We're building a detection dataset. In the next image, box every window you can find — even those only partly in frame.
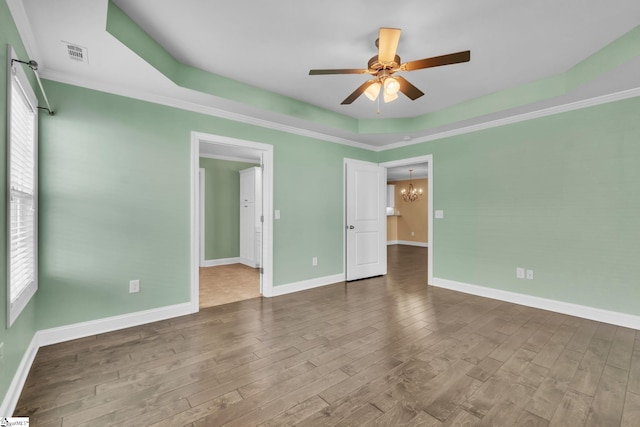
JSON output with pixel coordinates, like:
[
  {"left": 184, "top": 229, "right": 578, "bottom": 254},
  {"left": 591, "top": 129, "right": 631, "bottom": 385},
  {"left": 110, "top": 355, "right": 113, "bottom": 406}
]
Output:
[{"left": 7, "top": 47, "right": 38, "bottom": 327}]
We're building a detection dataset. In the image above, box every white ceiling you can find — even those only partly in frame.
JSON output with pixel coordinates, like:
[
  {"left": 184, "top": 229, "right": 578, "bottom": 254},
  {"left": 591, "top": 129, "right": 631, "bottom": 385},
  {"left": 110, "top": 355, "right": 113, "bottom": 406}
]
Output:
[
  {"left": 10, "top": 0, "right": 640, "bottom": 149},
  {"left": 387, "top": 163, "right": 428, "bottom": 182}
]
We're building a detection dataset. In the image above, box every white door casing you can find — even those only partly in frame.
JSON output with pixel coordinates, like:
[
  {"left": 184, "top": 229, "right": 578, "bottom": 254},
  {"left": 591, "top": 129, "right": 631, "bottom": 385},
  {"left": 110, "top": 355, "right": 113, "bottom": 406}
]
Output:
[
  {"left": 380, "top": 154, "right": 433, "bottom": 286},
  {"left": 345, "top": 159, "right": 387, "bottom": 281},
  {"left": 199, "top": 168, "right": 205, "bottom": 267},
  {"left": 191, "top": 132, "right": 274, "bottom": 312}
]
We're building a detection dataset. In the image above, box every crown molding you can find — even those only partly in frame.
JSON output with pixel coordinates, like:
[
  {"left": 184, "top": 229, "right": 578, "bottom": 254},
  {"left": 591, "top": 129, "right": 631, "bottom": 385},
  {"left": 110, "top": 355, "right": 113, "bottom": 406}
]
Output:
[
  {"left": 38, "top": 70, "right": 373, "bottom": 150},
  {"left": 39, "top": 71, "right": 640, "bottom": 154},
  {"left": 377, "top": 87, "right": 640, "bottom": 152}
]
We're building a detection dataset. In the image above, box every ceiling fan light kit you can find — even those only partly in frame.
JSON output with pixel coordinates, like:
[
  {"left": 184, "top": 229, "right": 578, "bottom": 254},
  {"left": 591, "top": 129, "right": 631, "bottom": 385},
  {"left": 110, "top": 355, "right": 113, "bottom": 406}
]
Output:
[
  {"left": 383, "top": 90, "right": 398, "bottom": 103},
  {"left": 309, "top": 27, "right": 470, "bottom": 106},
  {"left": 364, "top": 81, "right": 382, "bottom": 101},
  {"left": 384, "top": 77, "right": 399, "bottom": 94}
]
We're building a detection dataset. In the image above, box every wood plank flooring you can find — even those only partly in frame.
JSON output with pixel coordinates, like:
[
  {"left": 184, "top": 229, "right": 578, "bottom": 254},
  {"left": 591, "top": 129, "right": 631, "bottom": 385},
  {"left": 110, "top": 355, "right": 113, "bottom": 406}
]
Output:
[{"left": 14, "top": 245, "right": 640, "bottom": 426}]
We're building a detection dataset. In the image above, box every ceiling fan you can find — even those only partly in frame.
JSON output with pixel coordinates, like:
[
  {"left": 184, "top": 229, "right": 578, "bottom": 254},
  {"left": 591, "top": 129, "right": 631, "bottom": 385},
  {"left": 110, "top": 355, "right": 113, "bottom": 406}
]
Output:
[{"left": 309, "top": 28, "right": 471, "bottom": 105}]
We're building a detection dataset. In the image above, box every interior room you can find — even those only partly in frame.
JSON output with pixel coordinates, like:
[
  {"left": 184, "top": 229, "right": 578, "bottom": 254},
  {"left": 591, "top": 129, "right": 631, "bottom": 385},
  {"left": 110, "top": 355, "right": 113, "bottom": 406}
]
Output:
[
  {"left": 198, "top": 142, "right": 263, "bottom": 308},
  {"left": 386, "top": 163, "right": 429, "bottom": 283},
  {"left": 2, "top": 1, "right": 640, "bottom": 425}
]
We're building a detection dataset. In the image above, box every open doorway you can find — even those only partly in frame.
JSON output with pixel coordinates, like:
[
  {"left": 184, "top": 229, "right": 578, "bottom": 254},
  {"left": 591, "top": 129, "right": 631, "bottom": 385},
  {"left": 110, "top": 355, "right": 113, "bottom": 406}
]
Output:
[
  {"left": 381, "top": 155, "right": 433, "bottom": 285},
  {"left": 199, "top": 158, "right": 260, "bottom": 308},
  {"left": 191, "top": 132, "right": 274, "bottom": 311}
]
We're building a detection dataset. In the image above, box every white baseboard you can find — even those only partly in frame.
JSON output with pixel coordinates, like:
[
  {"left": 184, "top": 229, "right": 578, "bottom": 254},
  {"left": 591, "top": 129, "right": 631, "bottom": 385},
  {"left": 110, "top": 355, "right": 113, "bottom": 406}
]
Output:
[
  {"left": 387, "top": 240, "right": 429, "bottom": 247},
  {"left": 0, "top": 335, "right": 38, "bottom": 417},
  {"left": 201, "top": 257, "right": 241, "bottom": 267},
  {"left": 432, "top": 277, "right": 640, "bottom": 330},
  {"left": 239, "top": 257, "right": 259, "bottom": 268},
  {"left": 37, "top": 303, "right": 194, "bottom": 347},
  {"left": 0, "top": 302, "right": 194, "bottom": 415},
  {"left": 270, "top": 273, "right": 345, "bottom": 297}
]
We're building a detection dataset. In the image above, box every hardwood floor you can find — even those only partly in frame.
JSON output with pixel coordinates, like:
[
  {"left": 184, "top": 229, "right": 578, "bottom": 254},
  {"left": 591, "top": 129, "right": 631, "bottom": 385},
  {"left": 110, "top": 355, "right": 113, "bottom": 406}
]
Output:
[
  {"left": 199, "top": 264, "right": 261, "bottom": 309},
  {"left": 14, "top": 245, "right": 640, "bottom": 426}
]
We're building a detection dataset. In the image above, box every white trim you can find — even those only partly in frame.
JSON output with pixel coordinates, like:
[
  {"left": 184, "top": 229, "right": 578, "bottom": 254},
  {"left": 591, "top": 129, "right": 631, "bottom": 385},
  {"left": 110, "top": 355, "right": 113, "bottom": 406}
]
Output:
[
  {"left": 387, "top": 240, "right": 429, "bottom": 247},
  {"left": 201, "top": 257, "right": 242, "bottom": 267},
  {"left": 192, "top": 132, "right": 274, "bottom": 300},
  {"left": 199, "top": 153, "right": 261, "bottom": 163},
  {"left": 0, "top": 334, "right": 38, "bottom": 416},
  {"left": 38, "top": 70, "right": 372, "bottom": 151},
  {"left": 37, "top": 70, "right": 640, "bottom": 153},
  {"left": 239, "top": 257, "right": 259, "bottom": 269},
  {"left": 191, "top": 137, "right": 201, "bottom": 312},
  {"left": 380, "top": 155, "right": 433, "bottom": 286},
  {"left": 379, "top": 87, "right": 640, "bottom": 152},
  {"left": 199, "top": 168, "right": 205, "bottom": 267},
  {"left": 0, "top": 302, "right": 192, "bottom": 415},
  {"left": 270, "top": 273, "right": 345, "bottom": 297},
  {"left": 432, "top": 277, "right": 640, "bottom": 330},
  {"left": 37, "top": 303, "right": 194, "bottom": 347}
]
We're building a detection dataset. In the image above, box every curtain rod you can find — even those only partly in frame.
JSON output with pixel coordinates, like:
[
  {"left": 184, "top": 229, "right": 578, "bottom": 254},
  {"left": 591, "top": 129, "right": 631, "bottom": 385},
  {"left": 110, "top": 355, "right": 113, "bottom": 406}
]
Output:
[{"left": 11, "top": 58, "right": 54, "bottom": 115}]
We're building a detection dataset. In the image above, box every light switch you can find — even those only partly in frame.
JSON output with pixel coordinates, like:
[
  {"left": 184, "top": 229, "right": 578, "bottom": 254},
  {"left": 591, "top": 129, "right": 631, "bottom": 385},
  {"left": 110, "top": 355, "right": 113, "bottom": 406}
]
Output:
[
  {"left": 435, "top": 210, "right": 444, "bottom": 219},
  {"left": 275, "top": 210, "right": 280, "bottom": 219}
]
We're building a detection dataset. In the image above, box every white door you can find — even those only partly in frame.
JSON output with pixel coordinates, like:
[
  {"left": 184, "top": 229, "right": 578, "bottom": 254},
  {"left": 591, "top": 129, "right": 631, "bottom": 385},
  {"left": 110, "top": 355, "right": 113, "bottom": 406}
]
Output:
[{"left": 345, "top": 159, "right": 387, "bottom": 281}]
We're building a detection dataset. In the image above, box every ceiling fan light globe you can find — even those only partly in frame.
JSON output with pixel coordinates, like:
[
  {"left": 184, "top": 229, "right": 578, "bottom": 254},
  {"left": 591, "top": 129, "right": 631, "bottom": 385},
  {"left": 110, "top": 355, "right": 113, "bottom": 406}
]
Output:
[
  {"left": 364, "top": 82, "right": 381, "bottom": 101},
  {"left": 383, "top": 91, "right": 398, "bottom": 103},
  {"left": 384, "top": 77, "right": 400, "bottom": 95}
]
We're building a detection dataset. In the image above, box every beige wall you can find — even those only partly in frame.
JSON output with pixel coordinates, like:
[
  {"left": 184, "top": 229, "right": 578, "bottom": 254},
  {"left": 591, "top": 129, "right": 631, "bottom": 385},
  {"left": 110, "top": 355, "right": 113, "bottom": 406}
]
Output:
[
  {"left": 387, "top": 215, "right": 398, "bottom": 241},
  {"left": 387, "top": 178, "right": 428, "bottom": 244}
]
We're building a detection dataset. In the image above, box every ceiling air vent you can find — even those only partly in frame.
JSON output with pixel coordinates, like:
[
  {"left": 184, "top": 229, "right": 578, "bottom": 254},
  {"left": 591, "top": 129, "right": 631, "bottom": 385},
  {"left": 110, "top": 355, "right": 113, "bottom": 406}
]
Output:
[{"left": 63, "top": 41, "right": 88, "bottom": 63}]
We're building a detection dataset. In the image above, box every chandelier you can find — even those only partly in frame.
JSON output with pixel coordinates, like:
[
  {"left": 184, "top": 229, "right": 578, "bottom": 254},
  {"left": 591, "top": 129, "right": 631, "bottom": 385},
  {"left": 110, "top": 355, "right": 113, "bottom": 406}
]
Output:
[{"left": 401, "top": 169, "right": 423, "bottom": 202}]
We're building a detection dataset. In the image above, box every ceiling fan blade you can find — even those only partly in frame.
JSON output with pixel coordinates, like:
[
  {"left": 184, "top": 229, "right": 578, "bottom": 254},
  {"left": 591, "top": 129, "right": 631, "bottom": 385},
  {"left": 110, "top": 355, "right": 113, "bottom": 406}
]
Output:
[
  {"left": 378, "top": 28, "right": 401, "bottom": 63},
  {"left": 402, "top": 50, "right": 471, "bottom": 72},
  {"left": 341, "top": 80, "right": 376, "bottom": 105},
  {"left": 395, "top": 76, "right": 425, "bottom": 100},
  {"left": 309, "top": 68, "right": 369, "bottom": 75}
]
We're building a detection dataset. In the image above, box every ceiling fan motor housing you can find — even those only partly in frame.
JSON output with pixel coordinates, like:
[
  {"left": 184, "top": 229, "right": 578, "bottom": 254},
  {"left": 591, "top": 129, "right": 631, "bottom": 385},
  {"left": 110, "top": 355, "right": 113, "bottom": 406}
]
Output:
[{"left": 368, "top": 54, "right": 401, "bottom": 74}]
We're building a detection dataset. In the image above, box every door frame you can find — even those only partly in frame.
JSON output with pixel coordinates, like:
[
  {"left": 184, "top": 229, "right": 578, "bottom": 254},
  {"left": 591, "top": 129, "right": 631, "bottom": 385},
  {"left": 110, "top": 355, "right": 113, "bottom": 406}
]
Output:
[
  {"left": 380, "top": 154, "right": 433, "bottom": 285},
  {"left": 190, "top": 132, "right": 274, "bottom": 312},
  {"left": 199, "top": 168, "right": 205, "bottom": 267}
]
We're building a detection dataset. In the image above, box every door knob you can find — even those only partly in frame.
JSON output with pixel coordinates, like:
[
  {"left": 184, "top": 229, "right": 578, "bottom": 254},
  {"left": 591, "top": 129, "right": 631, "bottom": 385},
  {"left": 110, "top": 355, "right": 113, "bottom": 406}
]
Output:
[{"left": 349, "top": 225, "right": 355, "bottom": 229}]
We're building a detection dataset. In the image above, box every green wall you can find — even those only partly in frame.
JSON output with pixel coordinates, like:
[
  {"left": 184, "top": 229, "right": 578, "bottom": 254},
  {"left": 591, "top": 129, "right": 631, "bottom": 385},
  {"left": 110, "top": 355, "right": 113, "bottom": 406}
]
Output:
[
  {"left": 0, "top": 0, "right": 39, "bottom": 406},
  {"left": 199, "top": 158, "right": 257, "bottom": 260},
  {"left": 35, "top": 79, "right": 374, "bottom": 331},
  {"left": 378, "top": 96, "right": 640, "bottom": 315}
]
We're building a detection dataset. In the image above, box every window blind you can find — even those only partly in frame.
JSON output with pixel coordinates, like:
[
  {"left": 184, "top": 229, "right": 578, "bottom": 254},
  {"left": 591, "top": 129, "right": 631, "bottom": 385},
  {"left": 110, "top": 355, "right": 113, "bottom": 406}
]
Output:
[{"left": 7, "top": 62, "right": 38, "bottom": 326}]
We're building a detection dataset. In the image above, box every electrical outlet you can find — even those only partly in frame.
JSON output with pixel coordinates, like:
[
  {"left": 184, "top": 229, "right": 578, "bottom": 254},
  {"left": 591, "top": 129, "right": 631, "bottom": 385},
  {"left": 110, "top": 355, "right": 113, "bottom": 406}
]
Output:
[
  {"left": 411, "top": 231, "right": 415, "bottom": 236},
  {"left": 516, "top": 267, "right": 525, "bottom": 279},
  {"left": 312, "top": 257, "right": 318, "bottom": 266},
  {"left": 129, "top": 279, "right": 140, "bottom": 293},
  {"left": 526, "top": 270, "right": 534, "bottom": 280}
]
